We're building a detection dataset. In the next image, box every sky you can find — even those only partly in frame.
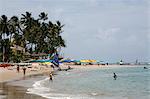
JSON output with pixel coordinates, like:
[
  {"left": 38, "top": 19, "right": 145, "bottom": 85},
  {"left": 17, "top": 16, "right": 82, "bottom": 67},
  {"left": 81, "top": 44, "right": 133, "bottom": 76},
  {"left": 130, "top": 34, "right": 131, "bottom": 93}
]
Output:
[{"left": 0, "top": 0, "right": 149, "bottom": 62}]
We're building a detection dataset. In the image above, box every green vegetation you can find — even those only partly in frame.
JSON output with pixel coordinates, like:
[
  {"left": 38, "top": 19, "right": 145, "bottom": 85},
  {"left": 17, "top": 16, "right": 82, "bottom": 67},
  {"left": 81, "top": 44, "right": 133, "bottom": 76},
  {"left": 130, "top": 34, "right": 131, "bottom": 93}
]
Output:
[{"left": 0, "top": 12, "right": 66, "bottom": 62}]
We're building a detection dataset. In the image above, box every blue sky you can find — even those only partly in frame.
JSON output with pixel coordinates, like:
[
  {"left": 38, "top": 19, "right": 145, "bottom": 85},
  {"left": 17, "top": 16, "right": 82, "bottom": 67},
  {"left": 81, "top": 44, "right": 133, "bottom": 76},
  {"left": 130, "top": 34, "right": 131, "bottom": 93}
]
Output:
[{"left": 0, "top": 0, "right": 149, "bottom": 62}]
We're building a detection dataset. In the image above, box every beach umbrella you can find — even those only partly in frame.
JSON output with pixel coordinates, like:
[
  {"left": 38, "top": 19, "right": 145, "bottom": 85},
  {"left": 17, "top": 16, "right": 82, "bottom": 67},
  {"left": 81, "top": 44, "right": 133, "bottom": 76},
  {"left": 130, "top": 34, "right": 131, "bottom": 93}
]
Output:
[
  {"left": 60, "top": 59, "right": 71, "bottom": 63},
  {"left": 30, "top": 59, "right": 53, "bottom": 63},
  {"left": 89, "top": 60, "right": 96, "bottom": 63},
  {"left": 41, "top": 62, "right": 52, "bottom": 65},
  {"left": 74, "top": 60, "right": 80, "bottom": 62},
  {"left": 60, "top": 58, "right": 77, "bottom": 63},
  {"left": 80, "top": 60, "right": 87, "bottom": 63}
]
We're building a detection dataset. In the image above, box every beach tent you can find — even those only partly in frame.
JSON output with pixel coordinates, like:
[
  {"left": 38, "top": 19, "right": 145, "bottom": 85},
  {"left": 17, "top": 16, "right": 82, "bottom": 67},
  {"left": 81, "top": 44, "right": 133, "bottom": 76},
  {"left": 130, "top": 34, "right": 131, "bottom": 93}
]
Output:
[
  {"left": 88, "top": 60, "right": 97, "bottom": 63},
  {"left": 40, "top": 62, "right": 52, "bottom": 65},
  {"left": 30, "top": 59, "right": 53, "bottom": 63},
  {"left": 60, "top": 58, "right": 78, "bottom": 62},
  {"left": 73, "top": 60, "right": 80, "bottom": 62},
  {"left": 60, "top": 59, "right": 71, "bottom": 63},
  {"left": 60, "top": 59, "right": 76, "bottom": 63},
  {"left": 80, "top": 60, "right": 96, "bottom": 63}
]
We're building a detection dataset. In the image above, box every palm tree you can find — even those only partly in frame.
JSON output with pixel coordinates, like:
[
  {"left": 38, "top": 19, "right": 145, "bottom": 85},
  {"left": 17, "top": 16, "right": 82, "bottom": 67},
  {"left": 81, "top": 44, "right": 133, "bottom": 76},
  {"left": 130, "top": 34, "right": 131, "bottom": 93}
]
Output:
[
  {"left": 9, "top": 16, "right": 19, "bottom": 42},
  {"left": 43, "top": 20, "right": 66, "bottom": 57},
  {"left": 0, "top": 15, "right": 11, "bottom": 62},
  {"left": 0, "top": 12, "right": 67, "bottom": 62},
  {"left": 38, "top": 12, "right": 48, "bottom": 21},
  {"left": 0, "top": 15, "right": 23, "bottom": 62},
  {"left": 21, "top": 12, "right": 36, "bottom": 53}
]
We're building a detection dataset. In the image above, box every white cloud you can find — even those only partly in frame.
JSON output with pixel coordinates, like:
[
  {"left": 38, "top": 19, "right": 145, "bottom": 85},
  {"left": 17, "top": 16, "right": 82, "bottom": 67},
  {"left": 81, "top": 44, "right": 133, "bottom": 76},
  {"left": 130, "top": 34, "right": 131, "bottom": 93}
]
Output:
[
  {"left": 95, "top": 28, "right": 120, "bottom": 40},
  {"left": 0, "top": 0, "right": 149, "bottom": 62}
]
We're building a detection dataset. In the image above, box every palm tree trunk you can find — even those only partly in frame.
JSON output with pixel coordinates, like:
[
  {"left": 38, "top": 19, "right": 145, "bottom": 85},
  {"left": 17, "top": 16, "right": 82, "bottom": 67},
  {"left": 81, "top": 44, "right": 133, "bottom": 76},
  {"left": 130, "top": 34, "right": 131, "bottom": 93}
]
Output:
[
  {"left": 3, "top": 46, "right": 5, "bottom": 62},
  {"left": 2, "top": 34, "right": 6, "bottom": 62}
]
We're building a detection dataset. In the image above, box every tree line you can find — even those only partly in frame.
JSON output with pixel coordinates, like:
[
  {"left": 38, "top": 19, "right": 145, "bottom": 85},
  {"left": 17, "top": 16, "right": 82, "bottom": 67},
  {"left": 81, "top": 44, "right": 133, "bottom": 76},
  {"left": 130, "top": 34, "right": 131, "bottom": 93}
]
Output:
[{"left": 0, "top": 12, "right": 66, "bottom": 62}]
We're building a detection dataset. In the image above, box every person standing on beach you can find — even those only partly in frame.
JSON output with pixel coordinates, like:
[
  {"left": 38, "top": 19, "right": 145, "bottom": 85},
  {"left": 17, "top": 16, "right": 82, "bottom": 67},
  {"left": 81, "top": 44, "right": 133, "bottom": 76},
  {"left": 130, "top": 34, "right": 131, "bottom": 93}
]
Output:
[
  {"left": 17, "top": 65, "right": 20, "bottom": 73},
  {"left": 113, "top": 73, "right": 117, "bottom": 80},
  {"left": 23, "top": 67, "right": 26, "bottom": 76}
]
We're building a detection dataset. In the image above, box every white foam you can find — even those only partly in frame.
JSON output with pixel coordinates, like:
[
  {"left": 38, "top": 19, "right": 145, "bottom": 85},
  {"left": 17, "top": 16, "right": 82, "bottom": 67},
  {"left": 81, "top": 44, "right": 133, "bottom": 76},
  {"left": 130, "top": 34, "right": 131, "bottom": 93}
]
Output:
[
  {"left": 91, "top": 92, "right": 98, "bottom": 96},
  {"left": 26, "top": 78, "right": 77, "bottom": 99},
  {"left": 27, "top": 78, "right": 91, "bottom": 99},
  {"left": 27, "top": 77, "right": 50, "bottom": 94}
]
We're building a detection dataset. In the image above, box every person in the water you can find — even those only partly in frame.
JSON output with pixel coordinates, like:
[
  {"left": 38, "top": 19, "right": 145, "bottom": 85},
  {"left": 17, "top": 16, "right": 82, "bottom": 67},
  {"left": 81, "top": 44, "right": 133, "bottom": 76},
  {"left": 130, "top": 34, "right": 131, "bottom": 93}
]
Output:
[
  {"left": 144, "top": 67, "right": 148, "bottom": 69},
  {"left": 49, "top": 72, "right": 53, "bottom": 81},
  {"left": 113, "top": 73, "right": 117, "bottom": 80},
  {"left": 68, "top": 66, "right": 71, "bottom": 69}
]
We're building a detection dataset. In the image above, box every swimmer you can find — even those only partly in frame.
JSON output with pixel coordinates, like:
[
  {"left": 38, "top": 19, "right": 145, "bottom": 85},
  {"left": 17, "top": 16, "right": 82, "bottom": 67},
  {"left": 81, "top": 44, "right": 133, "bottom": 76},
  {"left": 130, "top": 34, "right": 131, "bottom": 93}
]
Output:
[
  {"left": 49, "top": 72, "right": 53, "bottom": 81},
  {"left": 144, "top": 67, "right": 148, "bottom": 69},
  {"left": 113, "top": 73, "right": 117, "bottom": 80}
]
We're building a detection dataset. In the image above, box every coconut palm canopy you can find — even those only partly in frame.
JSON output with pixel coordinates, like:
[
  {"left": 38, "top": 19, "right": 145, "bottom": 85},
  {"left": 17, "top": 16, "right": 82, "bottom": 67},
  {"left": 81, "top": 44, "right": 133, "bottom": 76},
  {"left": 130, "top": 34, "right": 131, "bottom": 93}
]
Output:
[{"left": 0, "top": 12, "right": 66, "bottom": 62}]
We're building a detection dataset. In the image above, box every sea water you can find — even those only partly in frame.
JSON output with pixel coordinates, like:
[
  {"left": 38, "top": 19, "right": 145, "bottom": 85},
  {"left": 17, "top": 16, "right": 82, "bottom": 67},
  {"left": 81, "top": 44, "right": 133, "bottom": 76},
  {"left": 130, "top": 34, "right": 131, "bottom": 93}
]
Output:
[{"left": 27, "top": 65, "right": 150, "bottom": 99}]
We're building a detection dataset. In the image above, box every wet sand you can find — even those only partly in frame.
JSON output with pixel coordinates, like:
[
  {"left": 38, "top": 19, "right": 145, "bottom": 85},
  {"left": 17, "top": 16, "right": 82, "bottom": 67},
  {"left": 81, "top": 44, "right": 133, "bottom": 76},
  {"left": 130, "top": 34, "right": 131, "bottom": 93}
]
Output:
[{"left": 0, "top": 78, "right": 46, "bottom": 99}]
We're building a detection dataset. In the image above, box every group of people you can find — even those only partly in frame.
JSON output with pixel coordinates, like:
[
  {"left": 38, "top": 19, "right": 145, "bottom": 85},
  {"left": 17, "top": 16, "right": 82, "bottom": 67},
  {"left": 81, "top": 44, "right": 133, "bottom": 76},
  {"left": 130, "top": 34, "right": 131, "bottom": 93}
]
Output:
[
  {"left": 16, "top": 66, "right": 117, "bottom": 81},
  {"left": 16, "top": 65, "right": 54, "bottom": 81},
  {"left": 17, "top": 65, "right": 26, "bottom": 76},
  {"left": 16, "top": 61, "right": 148, "bottom": 81}
]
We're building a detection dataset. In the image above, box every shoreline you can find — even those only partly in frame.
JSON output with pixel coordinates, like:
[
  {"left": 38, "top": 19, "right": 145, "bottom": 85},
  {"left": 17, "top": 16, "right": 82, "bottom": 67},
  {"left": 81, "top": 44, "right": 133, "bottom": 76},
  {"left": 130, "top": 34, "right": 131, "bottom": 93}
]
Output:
[
  {"left": 0, "top": 64, "right": 149, "bottom": 99},
  {"left": 0, "top": 63, "right": 53, "bottom": 99},
  {"left": 0, "top": 76, "right": 47, "bottom": 99},
  {"left": 60, "top": 64, "right": 147, "bottom": 69},
  {"left": 0, "top": 64, "right": 147, "bottom": 82}
]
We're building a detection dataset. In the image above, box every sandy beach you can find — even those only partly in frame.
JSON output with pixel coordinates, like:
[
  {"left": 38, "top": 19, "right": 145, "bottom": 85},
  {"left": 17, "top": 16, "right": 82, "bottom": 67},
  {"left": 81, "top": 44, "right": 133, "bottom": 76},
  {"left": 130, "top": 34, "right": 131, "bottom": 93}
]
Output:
[
  {"left": 0, "top": 63, "right": 54, "bottom": 99},
  {"left": 0, "top": 63, "right": 53, "bottom": 82}
]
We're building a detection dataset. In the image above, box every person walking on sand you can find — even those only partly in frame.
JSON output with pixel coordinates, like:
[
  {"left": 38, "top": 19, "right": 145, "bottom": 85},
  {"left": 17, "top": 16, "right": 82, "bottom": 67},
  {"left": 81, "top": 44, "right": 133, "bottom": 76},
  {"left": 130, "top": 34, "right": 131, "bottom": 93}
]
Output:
[
  {"left": 49, "top": 72, "right": 53, "bottom": 81},
  {"left": 17, "top": 65, "right": 20, "bottom": 73},
  {"left": 23, "top": 67, "right": 26, "bottom": 76},
  {"left": 113, "top": 73, "right": 117, "bottom": 80}
]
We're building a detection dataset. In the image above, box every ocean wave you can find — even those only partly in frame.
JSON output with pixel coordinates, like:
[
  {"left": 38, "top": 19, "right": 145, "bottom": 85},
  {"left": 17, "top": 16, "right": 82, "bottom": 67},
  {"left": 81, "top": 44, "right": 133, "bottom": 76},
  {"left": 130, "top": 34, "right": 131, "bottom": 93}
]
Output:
[
  {"left": 26, "top": 66, "right": 149, "bottom": 99},
  {"left": 27, "top": 77, "right": 50, "bottom": 93},
  {"left": 26, "top": 77, "right": 91, "bottom": 99}
]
